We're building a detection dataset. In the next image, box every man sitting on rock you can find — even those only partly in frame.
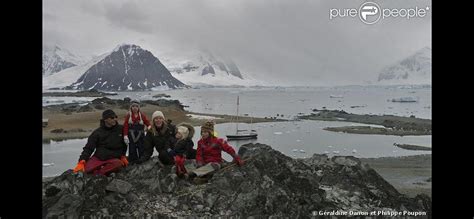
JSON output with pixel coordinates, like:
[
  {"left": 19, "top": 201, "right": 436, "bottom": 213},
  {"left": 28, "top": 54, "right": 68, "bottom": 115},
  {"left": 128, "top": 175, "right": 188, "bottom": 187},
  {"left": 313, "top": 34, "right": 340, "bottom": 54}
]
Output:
[
  {"left": 136, "top": 111, "right": 176, "bottom": 165},
  {"left": 189, "top": 121, "right": 244, "bottom": 179},
  {"left": 73, "top": 109, "right": 129, "bottom": 176}
]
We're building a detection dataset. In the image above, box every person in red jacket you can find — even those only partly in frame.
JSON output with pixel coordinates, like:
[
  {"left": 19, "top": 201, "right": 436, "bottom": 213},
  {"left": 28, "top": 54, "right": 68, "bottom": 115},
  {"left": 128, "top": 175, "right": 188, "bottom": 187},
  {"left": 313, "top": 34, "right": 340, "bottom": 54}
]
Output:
[
  {"left": 191, "top": 121, "right": 243, "bottom": 178},
  {"left": 122, "top": 99, "right": 151, "bottom": 164}
]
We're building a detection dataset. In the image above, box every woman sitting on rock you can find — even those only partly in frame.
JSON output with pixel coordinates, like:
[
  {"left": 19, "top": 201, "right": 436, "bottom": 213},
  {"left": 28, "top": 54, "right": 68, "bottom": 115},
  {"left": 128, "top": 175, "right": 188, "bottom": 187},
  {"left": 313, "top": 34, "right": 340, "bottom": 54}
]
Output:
[{"left": 137, "top": 111, "right": 176, "bottom": 165}]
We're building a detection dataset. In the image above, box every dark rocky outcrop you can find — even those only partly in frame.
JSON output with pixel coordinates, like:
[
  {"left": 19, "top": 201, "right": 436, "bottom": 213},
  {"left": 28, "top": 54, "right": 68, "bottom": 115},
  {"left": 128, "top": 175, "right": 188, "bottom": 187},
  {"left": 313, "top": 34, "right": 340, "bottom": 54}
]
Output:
[
  {"left": 44, "top": 97, "right": 185, "bottom": 114},
  {"left": 201, "top": 63, "right": 215, "bottom": 76},
  {"left": 300, "top": 109, "right": 431, "bottom": 135},
  {"left": 42, "top": 143, "right": 431, "bottom": 218}
]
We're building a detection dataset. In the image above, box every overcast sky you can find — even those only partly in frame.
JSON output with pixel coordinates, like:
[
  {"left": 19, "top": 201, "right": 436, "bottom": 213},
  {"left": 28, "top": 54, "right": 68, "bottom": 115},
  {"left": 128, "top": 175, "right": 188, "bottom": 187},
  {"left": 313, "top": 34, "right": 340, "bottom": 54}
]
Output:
[{"left": 43, "top": 0, "right": 431, "bottom": 86}]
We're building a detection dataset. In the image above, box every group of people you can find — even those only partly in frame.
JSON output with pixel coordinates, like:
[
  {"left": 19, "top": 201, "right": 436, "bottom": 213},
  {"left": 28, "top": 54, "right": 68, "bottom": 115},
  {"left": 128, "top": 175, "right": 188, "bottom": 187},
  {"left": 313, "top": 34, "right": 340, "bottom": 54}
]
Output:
[{"left": 72, "top": 99, "right": 244, "bottom": 179}]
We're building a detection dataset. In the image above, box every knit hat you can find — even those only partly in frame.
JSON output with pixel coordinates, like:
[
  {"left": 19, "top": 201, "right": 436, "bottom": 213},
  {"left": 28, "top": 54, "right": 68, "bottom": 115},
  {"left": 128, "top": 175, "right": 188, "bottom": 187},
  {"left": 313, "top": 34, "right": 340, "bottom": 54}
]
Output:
[
  {"left": 201, "top": 121, "right": 214, "bottom": 134},
  {"left": 102, "top": 109, "right": 117, "bottom": 119},
  {"left": 152, "top": 111, "right": 165, "bottom": 120},
  {"left": 130, "top": 99, "right": 140, "bottom": 107},
  {"left": 177, "top": 126, "right": 190, "bottom": 139}
]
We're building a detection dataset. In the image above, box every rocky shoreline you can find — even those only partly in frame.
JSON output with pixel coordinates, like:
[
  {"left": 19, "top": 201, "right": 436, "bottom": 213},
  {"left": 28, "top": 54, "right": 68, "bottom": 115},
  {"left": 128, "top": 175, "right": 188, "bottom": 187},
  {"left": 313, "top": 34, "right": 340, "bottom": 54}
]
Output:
[
  {"left": 43, "top": 89, "right": 117, "bottom": 97},
  {"left": 299, "top": 109, "right": 431, "bottom": 136},
  {"left": 393, "top": 143, "right": 431, "bottom": 151},
  {"left": 42, "top": 143, "right": 431, "bottom": 218},
  {"left": 323, "top": 126, "right": 430, "bottom": 136},
  {"left": 43, "top": 97, "right": 282, "bottom": 141}
]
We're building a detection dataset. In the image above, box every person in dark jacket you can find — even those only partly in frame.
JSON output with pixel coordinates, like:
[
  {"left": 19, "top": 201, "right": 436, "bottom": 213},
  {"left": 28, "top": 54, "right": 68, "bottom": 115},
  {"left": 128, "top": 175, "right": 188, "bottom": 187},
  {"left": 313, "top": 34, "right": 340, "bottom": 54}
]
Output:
[
  {"left": 123, "top": 99, "right": 151, "bottom": 164},
  {"left": 137, "top": 111, "right": 176, "bottom": 165},
  {"left": 73, "top": 109, "right": 129, "bottom": 176},
  {"left": 169, "top": 123, "right": 196, "bottom": 176}
]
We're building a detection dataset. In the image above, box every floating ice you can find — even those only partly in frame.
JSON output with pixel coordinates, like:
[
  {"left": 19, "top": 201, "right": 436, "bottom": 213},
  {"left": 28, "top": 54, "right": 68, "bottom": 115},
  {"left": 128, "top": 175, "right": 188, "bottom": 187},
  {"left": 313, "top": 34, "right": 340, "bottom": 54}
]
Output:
[
  {"left": 273, "top": 132, "right": 283, "bottom": 135},
  {"left": 333, "top": 151, "right": 340, "bottom": 154},
  {"left": 292, "top": 149, "right": 298, "bottom": 152},
  {"left": 299, "top": 149, "right": 306, "bottom": 153},
  {"left": 352, "top": 149, "right": 357, "bottom": 153},
  {"left": 43, "top": 163, "right": 55, "bottom": 167},
  {"left": 391, "top": 97, "right": 418, "bottom": 102}
]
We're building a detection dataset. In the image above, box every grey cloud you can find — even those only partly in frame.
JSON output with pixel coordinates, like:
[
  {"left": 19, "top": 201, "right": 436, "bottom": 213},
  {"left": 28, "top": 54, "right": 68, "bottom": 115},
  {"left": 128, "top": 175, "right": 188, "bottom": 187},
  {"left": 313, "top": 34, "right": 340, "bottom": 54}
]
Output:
[
  {"left": 43, "top": 0, "right": 431, "bottom": 85},
  {"left": 103, "top": 2, "right": 154, "bottom": 34}
]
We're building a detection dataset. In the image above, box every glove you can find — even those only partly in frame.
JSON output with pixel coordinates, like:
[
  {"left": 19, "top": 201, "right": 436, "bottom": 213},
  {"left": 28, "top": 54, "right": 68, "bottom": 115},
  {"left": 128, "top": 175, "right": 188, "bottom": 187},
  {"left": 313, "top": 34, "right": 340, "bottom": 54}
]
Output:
[
  {"left": 167, "top": 148, "right": 176, "bottom": 157},
  {"left": 73, "top": 160, "right": 86, "bottom": 173},
  {"left": 123, "top": 136, "right": 130, "bottom": 145},
  {"left": 120, "top": 156, "right": 129, "bottom": 167},
  {"left": 233, "top": 156, "right": 244, "bottom": 166}
]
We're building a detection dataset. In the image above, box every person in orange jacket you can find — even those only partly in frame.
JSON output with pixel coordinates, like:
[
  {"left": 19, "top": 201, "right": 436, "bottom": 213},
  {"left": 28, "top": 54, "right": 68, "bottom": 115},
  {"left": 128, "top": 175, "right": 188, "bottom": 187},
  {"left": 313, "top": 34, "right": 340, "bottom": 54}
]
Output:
[{"left": 73, "top": 109, "right": 129, "bottom": 176}]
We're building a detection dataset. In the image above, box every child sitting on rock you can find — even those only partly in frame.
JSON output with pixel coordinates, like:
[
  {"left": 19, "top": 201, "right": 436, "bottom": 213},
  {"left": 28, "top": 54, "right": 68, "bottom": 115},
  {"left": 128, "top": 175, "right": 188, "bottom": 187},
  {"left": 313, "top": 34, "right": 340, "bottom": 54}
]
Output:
[
  {"left": 167, "top": 123, "right": 197, "bottom": 177},
  {"left": 189, "top": 121, "right": 243, "bottom": 179}
]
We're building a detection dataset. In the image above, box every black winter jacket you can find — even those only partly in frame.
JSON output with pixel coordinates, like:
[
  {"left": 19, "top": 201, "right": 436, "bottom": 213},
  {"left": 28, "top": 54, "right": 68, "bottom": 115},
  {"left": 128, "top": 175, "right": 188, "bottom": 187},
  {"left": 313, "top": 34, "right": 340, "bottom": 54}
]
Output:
[
  {"left": 174, "top": 139, "right": 196, "bottom": 159},
  {"left": 79, "top": 121, "right": 127, "bottom": 162},
  {"left": 140, "top": 123, "right": 176, "bottom": 164}
]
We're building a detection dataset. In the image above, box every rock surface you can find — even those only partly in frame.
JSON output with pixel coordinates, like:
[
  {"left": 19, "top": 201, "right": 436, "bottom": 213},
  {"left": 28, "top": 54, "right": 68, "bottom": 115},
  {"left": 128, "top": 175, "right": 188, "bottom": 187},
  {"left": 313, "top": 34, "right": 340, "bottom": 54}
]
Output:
[{"left": 42, "top": 143, "right": 431, "bottom": 218}]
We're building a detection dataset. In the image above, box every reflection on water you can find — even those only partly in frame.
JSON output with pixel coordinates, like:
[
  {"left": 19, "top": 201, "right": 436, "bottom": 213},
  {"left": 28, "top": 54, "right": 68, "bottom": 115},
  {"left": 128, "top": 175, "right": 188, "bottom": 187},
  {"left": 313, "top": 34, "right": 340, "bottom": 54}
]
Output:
[{"left": 43, "top": 120, "right": 431, "bottom": 177}]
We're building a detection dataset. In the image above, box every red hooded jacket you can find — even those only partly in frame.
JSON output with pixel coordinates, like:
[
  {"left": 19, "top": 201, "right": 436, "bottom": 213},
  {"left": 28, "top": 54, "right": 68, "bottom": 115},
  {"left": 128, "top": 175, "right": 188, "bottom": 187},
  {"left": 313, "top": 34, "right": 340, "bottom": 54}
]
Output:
[
  {"left": 196, "top": 136, "right": 237, "bottom": 164},
  {"left": 123, "top": 111, "right": 151, "bottom": 136}
]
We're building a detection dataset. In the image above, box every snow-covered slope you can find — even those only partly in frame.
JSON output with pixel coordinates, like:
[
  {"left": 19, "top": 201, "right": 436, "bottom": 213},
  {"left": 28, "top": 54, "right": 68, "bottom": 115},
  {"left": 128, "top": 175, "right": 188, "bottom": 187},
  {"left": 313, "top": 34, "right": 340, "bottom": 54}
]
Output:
[
  {"left": 160, "top": 50, "right": 263, "bottom": 87},
  {"left": 377, "top": 47, "right": 431, "bottom": 85},
  {"left": 43, "top": 52, "right": 110, "bottom": 90},
  {"left": 42, "top": 45, "right": 88, "bottom": 76}
]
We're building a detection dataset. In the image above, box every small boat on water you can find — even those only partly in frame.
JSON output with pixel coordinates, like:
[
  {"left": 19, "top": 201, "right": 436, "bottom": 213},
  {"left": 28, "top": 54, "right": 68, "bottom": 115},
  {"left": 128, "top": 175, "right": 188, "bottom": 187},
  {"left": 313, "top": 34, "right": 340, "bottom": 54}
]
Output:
[
  {"left": 226, "top": 130, "right": 258, "bottom": 140},
  {"left": 226, "top": 96, "right": 258, "bottom": 140}
]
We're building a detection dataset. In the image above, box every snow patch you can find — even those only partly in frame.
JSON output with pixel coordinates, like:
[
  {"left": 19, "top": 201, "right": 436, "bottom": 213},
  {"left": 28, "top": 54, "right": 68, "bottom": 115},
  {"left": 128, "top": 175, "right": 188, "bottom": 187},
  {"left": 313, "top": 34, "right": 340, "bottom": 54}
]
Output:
[{"left": 186, "top": 114, "right": 223, "bottom": 120}]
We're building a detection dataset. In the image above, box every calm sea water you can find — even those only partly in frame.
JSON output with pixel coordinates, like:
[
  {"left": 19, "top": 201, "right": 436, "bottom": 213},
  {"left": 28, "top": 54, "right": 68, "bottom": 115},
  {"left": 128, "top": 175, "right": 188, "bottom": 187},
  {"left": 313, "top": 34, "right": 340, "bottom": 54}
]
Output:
[
  {"left": 43, "top": 86, "right": 431, "bottom": 177},
  {"left": 43, "top": 120, "right": 431, "bottom": 177},
  {"left": 44, "top": 85, "right": 431, "bottom": 119}
]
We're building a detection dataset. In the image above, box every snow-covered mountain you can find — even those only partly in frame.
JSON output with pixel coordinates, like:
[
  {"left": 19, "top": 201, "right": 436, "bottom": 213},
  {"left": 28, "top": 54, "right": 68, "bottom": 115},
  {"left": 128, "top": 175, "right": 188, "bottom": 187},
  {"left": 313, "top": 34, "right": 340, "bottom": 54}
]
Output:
[
  {"left": 377, "top": 47, "right": 431, "bottom": 85},
  {"left": 43, "top": 52, "right": 111, "bottom": 90},
  {"left": 42, "top": 45, "right": 87, "bottom": 76},
  {"left": 45, "top": 44, "right": 186, "bottom": 91},
  {"left": 160, "top": 50, "right": 262, "bottom": 87}
]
